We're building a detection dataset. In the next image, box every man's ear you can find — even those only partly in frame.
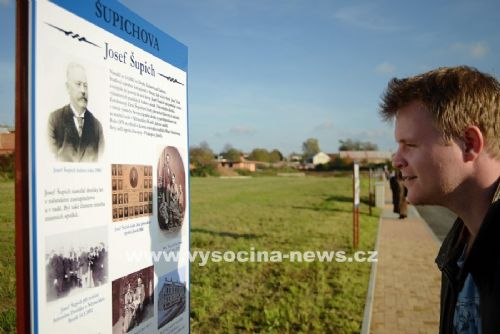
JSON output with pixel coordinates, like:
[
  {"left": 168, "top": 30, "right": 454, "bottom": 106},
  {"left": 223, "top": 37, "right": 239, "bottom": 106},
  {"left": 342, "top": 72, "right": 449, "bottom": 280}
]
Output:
[{"left": 462, "top": 126, "right": 484, "bottom": 162}]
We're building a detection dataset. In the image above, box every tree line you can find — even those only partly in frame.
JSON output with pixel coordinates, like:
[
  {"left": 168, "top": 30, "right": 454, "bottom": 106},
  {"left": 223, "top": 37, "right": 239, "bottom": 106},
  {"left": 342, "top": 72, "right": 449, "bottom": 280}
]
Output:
[{"left": 189, "top": 138, "right": 380, "bottom": 176}]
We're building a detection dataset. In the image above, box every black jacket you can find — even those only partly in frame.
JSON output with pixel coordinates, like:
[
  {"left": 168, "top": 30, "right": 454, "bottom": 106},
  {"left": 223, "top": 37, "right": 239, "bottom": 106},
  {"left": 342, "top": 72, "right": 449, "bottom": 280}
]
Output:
[
  {"left": 436, "top": 184, "right": 500, "bottom": 334},
  {"left": 48, "top": 105, "right": 104, "bottom": 162}
]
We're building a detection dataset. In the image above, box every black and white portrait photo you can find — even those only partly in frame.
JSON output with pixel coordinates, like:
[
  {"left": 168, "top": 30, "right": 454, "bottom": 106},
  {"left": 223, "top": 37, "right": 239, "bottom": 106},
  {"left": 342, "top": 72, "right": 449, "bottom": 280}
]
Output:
[
  {"left": 45, "top": 227, "right": 108, "bottom": 302},
  {"left": 47, "top": 62, "right": 104, "bottom": 162}
]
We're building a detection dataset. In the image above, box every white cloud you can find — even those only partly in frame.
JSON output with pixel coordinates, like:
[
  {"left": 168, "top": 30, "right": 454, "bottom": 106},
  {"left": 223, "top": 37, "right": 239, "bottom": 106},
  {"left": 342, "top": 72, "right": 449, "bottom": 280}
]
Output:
[
  {"left": 375, "top": 62, "right": 396, "bottom": 74},
  {"left": 229, "top": 126, "right": 255, "bottom": 135},
  {"left": 452, "top": 41, "right": 489, "bottom": 59},
  {"left": 314, "top": 121, "right": 334, "bottom": 131},
  {"left": 213, "top": 126, "right": 256, "bottom": 138},
  {"left": 334, "top": 5, "right": 407, "bottom": 32}
]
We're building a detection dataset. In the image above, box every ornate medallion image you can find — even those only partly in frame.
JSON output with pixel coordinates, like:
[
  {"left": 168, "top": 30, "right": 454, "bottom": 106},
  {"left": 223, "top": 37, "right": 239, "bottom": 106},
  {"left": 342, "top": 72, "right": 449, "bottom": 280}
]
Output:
[{"left": 157, "top": 147, "right": 186, "bottom": 232}]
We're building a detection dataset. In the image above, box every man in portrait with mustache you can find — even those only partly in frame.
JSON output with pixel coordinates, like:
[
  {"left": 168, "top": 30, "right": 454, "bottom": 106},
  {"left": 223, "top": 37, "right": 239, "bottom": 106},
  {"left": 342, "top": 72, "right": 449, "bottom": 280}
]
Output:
[{"left": 48, "top": 62, "right": 104, "bottom": 162}]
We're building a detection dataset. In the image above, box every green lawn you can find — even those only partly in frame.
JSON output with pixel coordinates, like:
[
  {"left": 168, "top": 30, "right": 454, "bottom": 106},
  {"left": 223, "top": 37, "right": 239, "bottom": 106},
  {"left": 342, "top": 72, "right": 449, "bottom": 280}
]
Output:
[
  {"left": 190, "top": 176, "right": 379, "bottom": 333},
  {"left": 0, "top": 181, "right": 16, "bottom": 333},
  {"left": 0, "top": 175, "right": 379, "bottom": 333}
]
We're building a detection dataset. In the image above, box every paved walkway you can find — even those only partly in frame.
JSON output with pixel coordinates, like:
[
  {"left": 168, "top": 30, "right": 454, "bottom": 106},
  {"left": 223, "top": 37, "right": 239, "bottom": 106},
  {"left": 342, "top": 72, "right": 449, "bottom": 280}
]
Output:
[{"left": 369, "top": 184, "right": 442, "bottom": 334}]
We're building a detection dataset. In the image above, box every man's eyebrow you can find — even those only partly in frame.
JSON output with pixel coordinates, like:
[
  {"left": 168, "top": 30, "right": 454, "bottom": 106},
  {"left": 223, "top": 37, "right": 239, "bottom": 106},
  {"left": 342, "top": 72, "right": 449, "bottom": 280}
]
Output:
[{"left": 396, "top": 138, "right": 416, "bottom": 144}]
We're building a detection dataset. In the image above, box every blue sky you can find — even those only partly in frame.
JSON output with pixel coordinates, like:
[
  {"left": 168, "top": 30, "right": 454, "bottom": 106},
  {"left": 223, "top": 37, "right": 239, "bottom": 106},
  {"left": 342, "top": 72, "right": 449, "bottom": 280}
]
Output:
[{"left": 1, "top": 0, "right": 500, "bottom": 154}]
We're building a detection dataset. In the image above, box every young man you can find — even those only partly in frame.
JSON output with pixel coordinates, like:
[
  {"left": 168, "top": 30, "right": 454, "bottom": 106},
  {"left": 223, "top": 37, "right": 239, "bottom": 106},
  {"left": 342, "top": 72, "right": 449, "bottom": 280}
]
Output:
[{"left": 380, "top": 66, "right": 500, "bottom": 334}]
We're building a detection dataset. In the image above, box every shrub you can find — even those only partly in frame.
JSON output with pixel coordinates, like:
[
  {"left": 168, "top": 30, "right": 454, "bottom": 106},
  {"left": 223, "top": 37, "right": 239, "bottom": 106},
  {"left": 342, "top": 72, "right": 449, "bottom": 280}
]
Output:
[
  {"left": 0, "top": 153, "right": 14, "bottom": 180},
  {"left": 191, "top": 164, "right": 219, "bottom": 177},
  {"left": 234, "top": 168, "right": 251, "bottom": 176}
]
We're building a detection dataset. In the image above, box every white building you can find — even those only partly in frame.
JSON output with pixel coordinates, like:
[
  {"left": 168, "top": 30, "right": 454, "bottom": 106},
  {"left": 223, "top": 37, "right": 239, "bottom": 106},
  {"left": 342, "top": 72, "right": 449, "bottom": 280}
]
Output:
[
  {"left": 311, "top": 152, "right": 331, "bottom": 165},
  {"left": 338, "top": 151, "right": 392, "bottom": 163}
]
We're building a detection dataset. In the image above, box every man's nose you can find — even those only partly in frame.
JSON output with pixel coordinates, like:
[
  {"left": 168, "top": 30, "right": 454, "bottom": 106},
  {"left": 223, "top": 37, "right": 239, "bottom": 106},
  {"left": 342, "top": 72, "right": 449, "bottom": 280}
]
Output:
[
  {"left": 79, "top": 83, "right": 87, "bottom": 93},
  {"left": 392, "top": 149, "right": 407, "bottom": 169}
]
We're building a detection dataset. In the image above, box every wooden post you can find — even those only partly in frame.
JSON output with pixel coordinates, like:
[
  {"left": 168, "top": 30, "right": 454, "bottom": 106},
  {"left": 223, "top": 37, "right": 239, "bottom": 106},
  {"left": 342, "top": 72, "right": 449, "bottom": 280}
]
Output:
[
  {"left": 15, "top": 2, "right": 31, "bottom": 333},
  {"left": 353, "top": 162, "right": 360, "bottom": 248},
  {"left": 368, "top": 168, "right": 372, "bottom": 216},
  {"left": 355, "top": 207, "right": 359, "bottom": 248}
]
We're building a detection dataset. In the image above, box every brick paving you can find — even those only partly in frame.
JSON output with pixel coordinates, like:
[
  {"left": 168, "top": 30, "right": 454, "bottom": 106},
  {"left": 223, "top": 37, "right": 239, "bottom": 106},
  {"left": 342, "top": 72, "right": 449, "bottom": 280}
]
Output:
[{"left": 369, "top": 185, "right": 442, "bottom": 334}]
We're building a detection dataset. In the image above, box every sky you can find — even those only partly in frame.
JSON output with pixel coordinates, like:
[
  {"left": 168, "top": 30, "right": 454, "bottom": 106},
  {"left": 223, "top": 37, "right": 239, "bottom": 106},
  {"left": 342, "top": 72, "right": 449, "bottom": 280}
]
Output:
[{"left": 1, "top": 0, "right": 500, "bottom": 155}]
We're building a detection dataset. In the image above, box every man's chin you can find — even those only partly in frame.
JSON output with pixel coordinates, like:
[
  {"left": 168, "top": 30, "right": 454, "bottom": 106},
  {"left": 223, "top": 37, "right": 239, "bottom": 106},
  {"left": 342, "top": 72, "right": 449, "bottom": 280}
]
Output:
[{"left": 407, "top": 193, "right": 436, "bottom": 206}]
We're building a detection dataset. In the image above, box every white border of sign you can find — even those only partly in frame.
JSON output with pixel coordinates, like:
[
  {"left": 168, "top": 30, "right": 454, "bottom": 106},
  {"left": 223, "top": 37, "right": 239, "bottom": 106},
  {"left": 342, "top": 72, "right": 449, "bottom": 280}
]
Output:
[{"left": 27, "top": 1, "right": 190, "bottom": 333}]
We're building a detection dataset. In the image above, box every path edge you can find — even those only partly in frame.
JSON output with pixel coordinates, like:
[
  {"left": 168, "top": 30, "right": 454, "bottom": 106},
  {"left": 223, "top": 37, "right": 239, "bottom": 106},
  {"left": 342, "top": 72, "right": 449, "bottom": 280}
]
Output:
[{"left": 360, "top": 211, "right": 383, "bottom": 334}]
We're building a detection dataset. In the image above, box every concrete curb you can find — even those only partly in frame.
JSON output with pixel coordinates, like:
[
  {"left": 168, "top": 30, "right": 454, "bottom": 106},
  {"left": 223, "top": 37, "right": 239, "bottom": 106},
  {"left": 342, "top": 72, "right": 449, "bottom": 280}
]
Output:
[{"left": 360, "top": 210, "right": 383, "bottom": 334}]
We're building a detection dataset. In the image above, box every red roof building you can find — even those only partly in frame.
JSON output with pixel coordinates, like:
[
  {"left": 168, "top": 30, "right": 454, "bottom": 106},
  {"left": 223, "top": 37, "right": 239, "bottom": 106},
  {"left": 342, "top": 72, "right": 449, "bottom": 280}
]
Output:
[{"left": 0, "top": 132, "right": 15, "bottom": 155}]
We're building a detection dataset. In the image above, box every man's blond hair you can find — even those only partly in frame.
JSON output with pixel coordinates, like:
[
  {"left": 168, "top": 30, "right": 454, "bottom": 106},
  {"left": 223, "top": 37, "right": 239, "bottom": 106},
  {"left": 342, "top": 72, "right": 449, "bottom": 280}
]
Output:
[{"left": 380, "top": 66, "right": 500, "bottom": 159}]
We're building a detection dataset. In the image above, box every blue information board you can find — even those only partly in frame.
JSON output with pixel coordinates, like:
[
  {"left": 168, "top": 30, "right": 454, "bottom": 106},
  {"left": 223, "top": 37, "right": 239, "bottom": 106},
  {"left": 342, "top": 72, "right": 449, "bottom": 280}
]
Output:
[{"left": 28, "top": 1, "right": 190, "bottom": 333}]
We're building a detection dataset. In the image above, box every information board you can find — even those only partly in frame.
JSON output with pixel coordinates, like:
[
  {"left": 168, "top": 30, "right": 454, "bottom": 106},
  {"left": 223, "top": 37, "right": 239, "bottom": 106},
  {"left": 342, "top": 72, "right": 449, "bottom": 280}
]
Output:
[{"left": 25, "top": 1, "right": 189, "bottom": 333}]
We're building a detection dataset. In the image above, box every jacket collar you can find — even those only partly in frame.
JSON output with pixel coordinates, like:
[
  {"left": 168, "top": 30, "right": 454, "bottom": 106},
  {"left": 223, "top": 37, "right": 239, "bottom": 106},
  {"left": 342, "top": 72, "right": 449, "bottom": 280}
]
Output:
[
  {"left": 493, "top": 178, "right": 500, "bottom": 203},
  {"left": 436, "top": 179, "right": 500, "bottom": 273}
]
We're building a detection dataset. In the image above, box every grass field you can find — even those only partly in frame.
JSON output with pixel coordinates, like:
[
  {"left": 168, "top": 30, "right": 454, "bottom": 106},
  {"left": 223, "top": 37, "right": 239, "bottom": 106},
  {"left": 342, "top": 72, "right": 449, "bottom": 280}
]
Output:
[
  {"left": 0, "top": 181, "right": 16, "bottom": 333},
  {"left": 190, "top": 176, "right": 379, "bottom": 333},
  {"left": 0, "top": 175, "right": 379, "bottom": 333}
]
